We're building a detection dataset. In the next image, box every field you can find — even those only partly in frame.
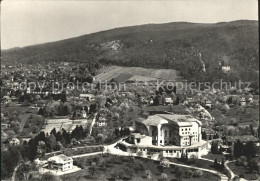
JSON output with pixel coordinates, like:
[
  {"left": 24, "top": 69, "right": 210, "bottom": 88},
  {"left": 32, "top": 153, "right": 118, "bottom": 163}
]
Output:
[
  {"left": 1, "top": 103, "right": 28, "bottom": 114},
  {"left": 227, "top": 162, "right": 260, "bottom": 180},
  {"left": 95, "top": 66, "right": 180, "bottom": 82},
  {"left": 41, "top": 118, "right": 91, "bottom": 134}
]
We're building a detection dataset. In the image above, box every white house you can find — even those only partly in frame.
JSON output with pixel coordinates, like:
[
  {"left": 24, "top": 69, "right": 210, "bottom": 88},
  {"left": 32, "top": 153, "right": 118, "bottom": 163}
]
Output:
[
  {"left": 47, "top": 154, "right": 73, "bottom": 172},
  {"left": 10, "top": 138, "right": 20, "bottom": 146},
  {"left": 222, "top": 66, "right": 231, "bottom": 72}
]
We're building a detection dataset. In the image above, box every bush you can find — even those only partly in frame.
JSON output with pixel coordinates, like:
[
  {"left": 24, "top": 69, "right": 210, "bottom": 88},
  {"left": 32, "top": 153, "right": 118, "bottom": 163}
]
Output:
[
  {"left": 160, "top": 173, "right": 168, "bottom": 180},
  {"left": 193, "top": 170, "right": 203, "bottom": 177}
]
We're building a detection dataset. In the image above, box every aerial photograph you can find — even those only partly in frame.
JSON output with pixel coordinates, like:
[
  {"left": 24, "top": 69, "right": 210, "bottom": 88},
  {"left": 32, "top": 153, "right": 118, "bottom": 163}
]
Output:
[{"left": 1, "top": 0, "right": 259, "bottom": 181}]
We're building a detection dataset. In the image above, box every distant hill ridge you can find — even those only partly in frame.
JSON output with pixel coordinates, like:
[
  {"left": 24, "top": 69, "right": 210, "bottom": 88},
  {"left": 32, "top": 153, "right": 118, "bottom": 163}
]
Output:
[{"left": 2, "top": 20, "right": 259, "bottom": 84}]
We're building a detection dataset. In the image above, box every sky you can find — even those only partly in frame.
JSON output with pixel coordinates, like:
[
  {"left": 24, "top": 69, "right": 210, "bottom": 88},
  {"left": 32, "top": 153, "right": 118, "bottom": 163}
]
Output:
[{"left": 1, "top": 0, "right": 258, "bottom": 49}]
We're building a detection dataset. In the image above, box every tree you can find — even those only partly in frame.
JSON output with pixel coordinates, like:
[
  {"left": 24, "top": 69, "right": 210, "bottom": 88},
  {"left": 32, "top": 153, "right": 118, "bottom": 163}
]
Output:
[
  {"left": 45, "top": 134, "right": 57, "bottom": 152},
  {"left": 40, "top": 172, "right": 59, "bottom": 181},
  {"left": 145, "top": 170, "right": 152, "bottom": 178},
  {"left": 214, "top": 158, "right": 218, "bottom": 168},
  {"left": 193, "top": 170, "right": 203, "bottom": 177},
  {"left": 88, "top": 162, "right": 97, "bottom": 178},
  {"left": 211, "top": 141, "right": 219, "bottom": 154},
  {"left": 160, "top": 158, "right": 170, "bottom": 168},
  {"left": 233, "top": 139, "right": 243, "bottom": 158},
  {"left": 137, "top": 151, "right": 143, "bottom": 157},
  {"left": 175, "top": 168, "right": 183, "bottom": 181},
  {"left": 160, "top": 173, "right": 168, "bottom": 180},
  {"left": 1, "top": 147, "right": 22, "bottom": 179},
  {"left": 202, "top": 130, "right": 207, "bottom": 140}
]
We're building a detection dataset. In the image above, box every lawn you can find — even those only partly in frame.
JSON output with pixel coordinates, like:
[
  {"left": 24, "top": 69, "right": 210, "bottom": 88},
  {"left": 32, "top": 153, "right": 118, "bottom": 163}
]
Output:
[
  {"left": 1, "top": 103, "right": 28, "bottom": 114},
  {"left": 202, "top": 153, "right": 226, "bottom": 161},
  {"left": 60, "top": 155, "right": 220, "bottom": 181},
  {"left": 227, "top": 162, "right": 260, "bottom": 180},
  {"left": 167, "top": 157, "right": 230, "bottom": 179}
]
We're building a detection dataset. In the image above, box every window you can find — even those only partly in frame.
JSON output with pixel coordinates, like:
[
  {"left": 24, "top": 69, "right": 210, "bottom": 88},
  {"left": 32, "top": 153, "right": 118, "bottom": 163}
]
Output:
[
  {"left": 165, "top": 130, "right": 168, "bottom": 137},
  {"left": 182, "top": 129, "right": 184, "bottom": 131},
  {"left": 166, "top": 150, "right": 168, "bottom": 153},
  {"left": 152, "top": 130, "right": 155, "bottom": 136},
  {"left": 160, "top": 140, "right": 162, "bottom": 143},
  {"left": 185, "top": 128, "right": 187, "bottom": 131},
  {"left": 169, "top": 130, "right": 172, "bottom": 137},
  {"left": 137, "top": 138, "right": 140, "bottom": 143}
]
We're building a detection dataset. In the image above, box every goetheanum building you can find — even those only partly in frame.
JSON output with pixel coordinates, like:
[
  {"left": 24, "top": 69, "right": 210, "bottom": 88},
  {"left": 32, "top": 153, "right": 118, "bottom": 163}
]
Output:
[{"left": 118, "top": 114, "right": 209, "bottom": 158}]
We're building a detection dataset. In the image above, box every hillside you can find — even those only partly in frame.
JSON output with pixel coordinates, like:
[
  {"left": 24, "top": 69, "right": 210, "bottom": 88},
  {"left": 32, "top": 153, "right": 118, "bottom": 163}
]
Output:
[{"left": 2, "top": 20, "right": 259, "bottom": 85}]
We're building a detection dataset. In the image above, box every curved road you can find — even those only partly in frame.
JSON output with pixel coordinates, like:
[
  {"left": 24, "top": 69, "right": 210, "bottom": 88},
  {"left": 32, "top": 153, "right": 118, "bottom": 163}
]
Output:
[{"left": 63, "top": 141, "right": 229, "bottom": 181}]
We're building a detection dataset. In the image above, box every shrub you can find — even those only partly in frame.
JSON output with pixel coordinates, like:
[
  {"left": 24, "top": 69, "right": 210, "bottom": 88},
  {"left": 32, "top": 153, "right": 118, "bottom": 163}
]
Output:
[
  {"left": 193, "top": 170, "right": 203, "bottom": 177},
  {"left": 160, "top": 173, "right": 168, "bottom": 180}
]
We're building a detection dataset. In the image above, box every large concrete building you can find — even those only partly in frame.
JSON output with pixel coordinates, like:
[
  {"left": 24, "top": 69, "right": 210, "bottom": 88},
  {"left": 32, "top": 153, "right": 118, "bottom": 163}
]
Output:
[
  {"left": 118, "top": 114, "right": 208, "bottom": 158},
  {"left": 135, "top": 114, "right": 202, "bottom": 146}
]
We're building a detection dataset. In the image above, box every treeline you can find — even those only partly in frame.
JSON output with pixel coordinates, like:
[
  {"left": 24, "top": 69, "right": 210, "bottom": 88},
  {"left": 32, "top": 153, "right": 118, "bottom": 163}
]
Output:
[{"left": 20, "top": 126, "right": 89, "bottom": 161}]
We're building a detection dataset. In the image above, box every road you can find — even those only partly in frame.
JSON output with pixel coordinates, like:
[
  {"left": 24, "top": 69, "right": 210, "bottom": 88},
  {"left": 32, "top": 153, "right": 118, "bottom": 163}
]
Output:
[
  {"left": 201, "top": 157, "right": 236, "bottom": 181},
  {"left": 89, "top": 113, "right": 97, "bottom": 135}
]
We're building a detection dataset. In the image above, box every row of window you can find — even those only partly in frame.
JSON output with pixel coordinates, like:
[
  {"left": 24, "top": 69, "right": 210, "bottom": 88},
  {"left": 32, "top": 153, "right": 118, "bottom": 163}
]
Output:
[
  {"left": 181, "top": 128, "right": 191, "bottom": 131},
  {"left": 152, "top": 130, "right": 172, "bottom": 137}
]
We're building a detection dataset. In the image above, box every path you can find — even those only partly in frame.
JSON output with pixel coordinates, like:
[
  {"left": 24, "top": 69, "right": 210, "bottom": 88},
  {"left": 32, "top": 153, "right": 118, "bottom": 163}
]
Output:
[
  {"left": 89, "top": 113, "right": 97, "bottom": 135},
  {"left": 225, "top": 161, "right": 237, "bottom": 181},
  {"left": 11, "top": 163, "right": 21, "bottom": 181},
  {"left": 167, "top": 160, "right": 228, "bottom": 181},
  {"left": 71, "top": 141, "right": 229, "bottom": 181},
  {"left": 38, "top": 139, "right": 230, "bottom": 181},
  {"left": 201, "top": 157, "right": 236, "bottom": 181}
]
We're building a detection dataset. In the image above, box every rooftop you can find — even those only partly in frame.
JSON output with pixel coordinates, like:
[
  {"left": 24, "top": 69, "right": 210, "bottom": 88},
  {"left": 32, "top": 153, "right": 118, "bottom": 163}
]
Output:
[
  {"left": 48, "top": 154, "right": 72, "bottom": 163},
  {"left": 137, "top": 114, "right": 201, "bottom": 127}
]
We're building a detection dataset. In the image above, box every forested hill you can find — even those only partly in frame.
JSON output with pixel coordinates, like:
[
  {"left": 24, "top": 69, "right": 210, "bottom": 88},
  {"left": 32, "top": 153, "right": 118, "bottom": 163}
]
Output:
[{"left": 2, "top": 20, "right": 259, "bottom": 85}]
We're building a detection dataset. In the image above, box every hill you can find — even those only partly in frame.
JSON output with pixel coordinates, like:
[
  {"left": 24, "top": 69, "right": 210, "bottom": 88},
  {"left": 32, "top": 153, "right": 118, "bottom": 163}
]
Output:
[{"left": 2, "top": 20, "right": 259, "bottom": 86}]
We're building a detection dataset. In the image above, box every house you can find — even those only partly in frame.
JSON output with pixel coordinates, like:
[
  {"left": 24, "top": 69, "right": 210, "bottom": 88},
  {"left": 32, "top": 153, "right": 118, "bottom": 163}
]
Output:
[
  {"left": 96, "top": 117, "right": 107, "bottom": 127},
  {"left": 47, "top": 154, "right": 73, "bottom": 172},
  {"left": 10, "top": 138, "right": 20, "bottom": 146},
  {"left": 79, "top": 94, "right": 94, "bottom": 100},
  {"left": 222, "top": 66, "right": 231, "bottom": 72},
  {"left": 204, "top": 100, "right": 212, "bottom": 109},
  {"left": 164, "top": 97, "right": 173, "bottom": 105},
  {"left": 2, "top": 96, "right": 11, "bottom": 104},
  {"left": 82, "top": 109, "right": 87, "bottom": 118},
  {"left": 239, "top": 97, "right": 246, "bottom": 106}
]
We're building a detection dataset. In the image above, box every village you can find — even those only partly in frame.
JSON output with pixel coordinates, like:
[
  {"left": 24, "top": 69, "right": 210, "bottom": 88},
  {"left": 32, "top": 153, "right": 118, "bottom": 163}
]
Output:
[{"left": 1, "top": 60, "right": 260, "bottom": 181}]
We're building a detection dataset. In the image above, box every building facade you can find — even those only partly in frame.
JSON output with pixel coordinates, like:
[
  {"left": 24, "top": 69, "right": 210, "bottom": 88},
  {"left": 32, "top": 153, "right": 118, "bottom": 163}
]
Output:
[
  {"left": 135, "top": 114, "right": 202, "bottom": 147},
  {"left": 119, "top": 114, "right": 208, "bottom": 158},
  {"left": 47, "top": 154, "right": 73, "bottom": 172}
]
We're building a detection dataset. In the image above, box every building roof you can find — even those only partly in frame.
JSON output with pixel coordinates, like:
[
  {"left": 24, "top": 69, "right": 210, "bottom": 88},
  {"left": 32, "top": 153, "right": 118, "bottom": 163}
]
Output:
[
  {"left": 48, "top": 154, "right": 72, "bottom": 163},
  {"left": 136, "top": 114, "right": 201, "bottom": 127},
  {"left": 143, "top": 105, "right": 190, "bottom": 115},
  {"left": 131, "top": 133, "right": 146, "bottom": 139}
]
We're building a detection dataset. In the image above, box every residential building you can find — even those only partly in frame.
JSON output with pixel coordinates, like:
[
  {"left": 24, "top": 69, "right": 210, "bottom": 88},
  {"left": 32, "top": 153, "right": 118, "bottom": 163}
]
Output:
[{"left": 47, "top": 154, "right": 73, "bottom": 172}]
